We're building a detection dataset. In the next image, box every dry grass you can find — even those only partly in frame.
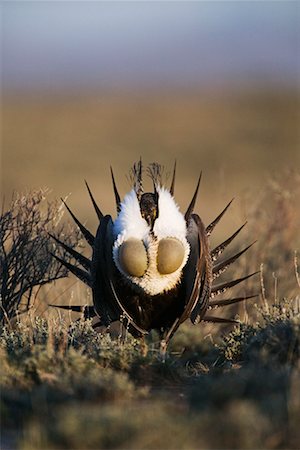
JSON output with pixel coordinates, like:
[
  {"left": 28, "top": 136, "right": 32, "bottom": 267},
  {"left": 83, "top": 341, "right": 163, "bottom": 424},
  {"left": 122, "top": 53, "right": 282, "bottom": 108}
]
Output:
[{"left": 1, "top": 297, "right": 299, "bottom": 449}]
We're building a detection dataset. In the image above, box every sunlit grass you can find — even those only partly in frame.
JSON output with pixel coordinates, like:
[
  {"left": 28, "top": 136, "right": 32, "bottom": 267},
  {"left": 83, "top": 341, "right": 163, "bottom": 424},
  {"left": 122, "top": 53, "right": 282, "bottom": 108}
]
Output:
[{"left": 1, "top": 296, "right": 299, "bottom": 449}]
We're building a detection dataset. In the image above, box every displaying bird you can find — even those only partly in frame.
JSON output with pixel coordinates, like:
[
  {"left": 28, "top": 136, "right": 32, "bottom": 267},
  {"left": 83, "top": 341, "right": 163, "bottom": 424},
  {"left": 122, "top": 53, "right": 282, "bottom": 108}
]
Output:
[{"left": 50, "top": 161, "right": 257, "bottom": 348}]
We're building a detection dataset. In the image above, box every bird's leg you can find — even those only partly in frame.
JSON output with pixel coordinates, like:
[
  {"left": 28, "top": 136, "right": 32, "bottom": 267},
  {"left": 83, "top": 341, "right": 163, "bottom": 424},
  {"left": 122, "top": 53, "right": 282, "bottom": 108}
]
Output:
[
  {"left": 140, "top": 335, "right": 148, "bottom": 357},
  {"left": 159, "top": 339, "right": 168, "bottom": 363},
  {"left": 118, "top": 314, "right": 129, "bottom": 343}
]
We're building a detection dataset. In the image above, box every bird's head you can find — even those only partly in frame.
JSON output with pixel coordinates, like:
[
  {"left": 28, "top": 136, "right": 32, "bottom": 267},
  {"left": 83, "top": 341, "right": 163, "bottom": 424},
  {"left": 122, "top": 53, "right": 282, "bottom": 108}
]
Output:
[{"left": 139, "top": 192, "right": 158, "bottom": 229}]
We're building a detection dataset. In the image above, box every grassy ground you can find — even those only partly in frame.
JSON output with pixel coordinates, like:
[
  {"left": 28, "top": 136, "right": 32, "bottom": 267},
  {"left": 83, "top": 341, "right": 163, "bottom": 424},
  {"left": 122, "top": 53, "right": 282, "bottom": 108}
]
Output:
[{"left": 1, "top": 298, "right": 299, "bottom": 449}]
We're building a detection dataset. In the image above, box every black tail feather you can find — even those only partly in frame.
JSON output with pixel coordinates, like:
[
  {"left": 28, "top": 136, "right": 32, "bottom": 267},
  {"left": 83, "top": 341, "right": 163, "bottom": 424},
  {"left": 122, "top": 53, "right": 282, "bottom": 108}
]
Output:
[
  {"left": 85, "top": 180, "right": 103, "bottom": 221},
  {"left": 136, "top": 157, "right": 143, "bottom": 199},
  {"left": 211, "top": 271, "right": 259, "bottom": 297},
  {"left": 51, "top": 252, "right": 92, "bottom": 287},
  {"left": 210, "top": 222, "right": 247, "bottom": 261},
  {"left": 206, "top": 198, "right": 234, "bottom": 236},
  {"left": 48, "top": 304, "right": 96, "bottom": 318},
  {"left": 209, "top": 294, "right": 258, "bottom": 308},
  {"left": 110, "top": 166, "right": 121, "bottom": 213},
  {"left": 49, "top": 233, "right": 91, "bottom": 271},
  {"left": 212, "top": 241, "right": 256, "bottom": 280},
  {"left": 203, "top": 315, "right": 240, "bottom": 324},
  {"left": 61, "top": 198, "right": 94, "bottom": 246},
  {"left": 169, "top": 160, "right": 177, "bottom": 196},
  {"left": 184, "top": 172, "right": 202, "bottom": 222},
  {"left": 131, "top": 158, "right": 144, "bottom": 200}
]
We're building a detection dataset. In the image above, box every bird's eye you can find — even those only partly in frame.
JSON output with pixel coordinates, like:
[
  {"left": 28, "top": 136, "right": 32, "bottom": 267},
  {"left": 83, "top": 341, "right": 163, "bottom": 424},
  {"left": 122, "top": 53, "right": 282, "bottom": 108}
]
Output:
[
  {"left": 157, "top": 238, "right": 185, "bottom": 274},
  {"left": 118, "top": 238, "right": 148, "bottom": 277}
]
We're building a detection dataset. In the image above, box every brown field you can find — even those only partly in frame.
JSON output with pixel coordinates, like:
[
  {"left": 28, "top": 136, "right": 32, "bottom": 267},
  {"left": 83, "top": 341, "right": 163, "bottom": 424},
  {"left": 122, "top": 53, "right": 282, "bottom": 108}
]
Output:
[{"left": 3, "top": 88, "right": 299, "bottom": 231}]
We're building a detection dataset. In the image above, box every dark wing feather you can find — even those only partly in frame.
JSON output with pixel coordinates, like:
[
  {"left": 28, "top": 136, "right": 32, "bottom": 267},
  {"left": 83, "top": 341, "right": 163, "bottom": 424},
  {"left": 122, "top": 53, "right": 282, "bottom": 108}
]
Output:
[
  {"left": 92, "top": 215, "right": 147, "bottom": 336},
  {"left": 92, "top": 215, "right": 116, "bottom": 325},
  {"left": 188, "top": 214, "right": 213, "bottom": 324},
  {"left": 165, "top": 213, "right": 212, "bottom": 342},
  {"left": 104, "top": 218, "right": 148, "bottom": 336}
]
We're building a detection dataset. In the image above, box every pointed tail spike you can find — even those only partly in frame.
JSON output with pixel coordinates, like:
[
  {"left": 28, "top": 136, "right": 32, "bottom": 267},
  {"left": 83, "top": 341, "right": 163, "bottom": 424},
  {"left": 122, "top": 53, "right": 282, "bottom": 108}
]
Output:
[
  {"left": 170, "top": 160, "right": 177, "bottom": 196},
  {"left": 209, "top": 294, "right": 259, "bottom": 308},
  {"left": 136, "top": 157, "right": 143, "bottom": 199},
  {"left": 210, "top": 222, "right": 247, "bottom": 261},
  {"left": 203, "top": 315, "right": 240, "bottom": 324},
  {"left": 48, "top": 304, "right": 96, "bottom": 318},
  {"left": 61, "top": 198, "right": 94, "bottom": 246},
  {"left": 51, "top": 252, "right": 92, "bottom": 287},
  {"left": 211, "top": 271, "right": 260, "bottom": 297},
  {"left": 206, "top": 198, "right": 234, "bottom": 236},
  {"left": 212, "top": 241, "right": 257, "bottom": 280},
  {"left": 85, "top": 180, "right": 103, "bottom": 221},
  {"left": 49, "top": 304, "right": 83, "bottom": 312},
  {"left": 184, "top": 172, "right": 202, "bottom": 222},
  {"left": 138, "top": 156, "right": 143, "bottom": 186},
  {"left": 110, "top": 166, "right": 121, "bottom": 213},
  {"left": 49, "top": 233, "right": 91, "bottom": 271}
]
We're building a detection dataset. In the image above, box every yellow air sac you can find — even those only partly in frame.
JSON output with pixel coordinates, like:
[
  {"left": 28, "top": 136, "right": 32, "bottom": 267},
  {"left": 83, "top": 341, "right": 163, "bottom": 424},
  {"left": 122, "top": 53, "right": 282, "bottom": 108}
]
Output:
[
  {"left": 157, "top": 238, "right": 185, "bottom": 275},
  {"left": 119, "top": 238, "right": 148, "bottom": 277}
]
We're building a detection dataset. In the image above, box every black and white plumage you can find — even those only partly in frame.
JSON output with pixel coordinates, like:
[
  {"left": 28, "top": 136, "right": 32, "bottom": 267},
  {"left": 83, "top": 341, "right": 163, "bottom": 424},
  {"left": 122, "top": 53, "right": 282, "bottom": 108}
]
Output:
[{"left": 51, "top": 161, "right": 258, "bottom": 345}]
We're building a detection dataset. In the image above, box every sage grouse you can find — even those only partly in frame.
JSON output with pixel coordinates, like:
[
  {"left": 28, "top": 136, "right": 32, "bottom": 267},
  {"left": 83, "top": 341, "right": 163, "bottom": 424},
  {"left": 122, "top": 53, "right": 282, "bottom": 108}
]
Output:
[{"left": 51, "top": 161, "right": 257, "bottom": 346}]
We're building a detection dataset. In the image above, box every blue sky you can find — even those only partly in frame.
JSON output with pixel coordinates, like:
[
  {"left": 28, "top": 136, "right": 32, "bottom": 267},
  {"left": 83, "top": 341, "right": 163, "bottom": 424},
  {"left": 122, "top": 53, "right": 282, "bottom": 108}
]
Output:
[{"left": 2, "top": 1, "right": 299, "bottom": 92}]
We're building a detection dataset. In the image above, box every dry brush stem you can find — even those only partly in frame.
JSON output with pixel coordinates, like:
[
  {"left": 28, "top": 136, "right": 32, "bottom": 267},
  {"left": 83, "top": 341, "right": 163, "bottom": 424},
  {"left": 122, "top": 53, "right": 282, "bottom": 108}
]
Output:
[
  {"left": 0, "top": 189, "right": 80, "bottom": 324},
  {"left": 238, "top": 171, "right": 300, "bottom": 300},
  {"left": 294, "top": 252, "right": 300, "bottom": 290}
]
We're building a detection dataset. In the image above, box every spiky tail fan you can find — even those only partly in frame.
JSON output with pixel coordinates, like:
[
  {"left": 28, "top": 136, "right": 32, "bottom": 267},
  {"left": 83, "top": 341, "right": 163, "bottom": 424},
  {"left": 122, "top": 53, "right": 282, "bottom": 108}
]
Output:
[{"left": 50, "top": 167, "right": 257, "bottom": 333}]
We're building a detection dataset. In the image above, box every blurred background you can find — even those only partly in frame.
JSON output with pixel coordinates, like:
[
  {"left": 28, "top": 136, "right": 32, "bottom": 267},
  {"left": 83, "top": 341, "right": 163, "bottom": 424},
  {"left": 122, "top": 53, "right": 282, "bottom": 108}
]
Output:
[{"left": 1, "top": 1, "right": 299, "bottom": 241}]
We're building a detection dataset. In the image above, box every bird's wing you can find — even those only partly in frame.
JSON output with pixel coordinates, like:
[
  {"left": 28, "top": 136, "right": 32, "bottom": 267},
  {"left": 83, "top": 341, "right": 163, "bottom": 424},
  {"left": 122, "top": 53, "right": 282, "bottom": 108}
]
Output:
[
  {"left": 164, "top": 213, "right": 212, "bottom": 342},
  {"left": 183, "top": 214, "right": 212, "bottom": 323},
  {"left": 188, "top": 213, "right": 213, "bottom": 324},
  {"left": 92, "top": 215, "right": 148, "bottom": 336}
]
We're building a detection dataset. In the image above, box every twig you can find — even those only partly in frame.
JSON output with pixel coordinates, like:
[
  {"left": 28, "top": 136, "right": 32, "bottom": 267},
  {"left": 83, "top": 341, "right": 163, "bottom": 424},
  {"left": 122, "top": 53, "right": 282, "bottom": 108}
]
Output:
[
  {"left": 260, "top": 263, "right": 268, "bottom": 312},
  {"left": 294, "top": 251, "right": 300, "bottom": 289},
  {"left": 272, "top": 272, "right": 278, "bottom": 304}
]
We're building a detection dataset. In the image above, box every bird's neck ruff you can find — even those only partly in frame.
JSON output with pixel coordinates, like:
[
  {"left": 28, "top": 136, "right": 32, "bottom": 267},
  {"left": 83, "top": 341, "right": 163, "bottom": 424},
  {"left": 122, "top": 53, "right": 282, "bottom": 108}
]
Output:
[{"left": 113, "top": 187, "right": 190, "bottom": 296}]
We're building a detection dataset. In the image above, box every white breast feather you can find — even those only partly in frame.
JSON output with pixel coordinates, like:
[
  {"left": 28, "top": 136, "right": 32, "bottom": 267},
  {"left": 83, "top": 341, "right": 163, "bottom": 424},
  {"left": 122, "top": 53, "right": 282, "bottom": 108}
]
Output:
[
  {"left": 112, "top": 187, "right": 190, "bottom": 296},
  {"left": 153, "top": 187, "right": 187, "bottom": 240},
  {"left": 113, "top": 189, "right": 149, "bottom": 240}
]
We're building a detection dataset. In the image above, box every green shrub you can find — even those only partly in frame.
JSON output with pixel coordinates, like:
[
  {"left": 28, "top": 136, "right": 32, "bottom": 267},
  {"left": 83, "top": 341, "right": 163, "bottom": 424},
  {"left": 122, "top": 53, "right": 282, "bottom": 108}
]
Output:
[{"left": 220, "top": 299, "right": 300, "bottom": 366}]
